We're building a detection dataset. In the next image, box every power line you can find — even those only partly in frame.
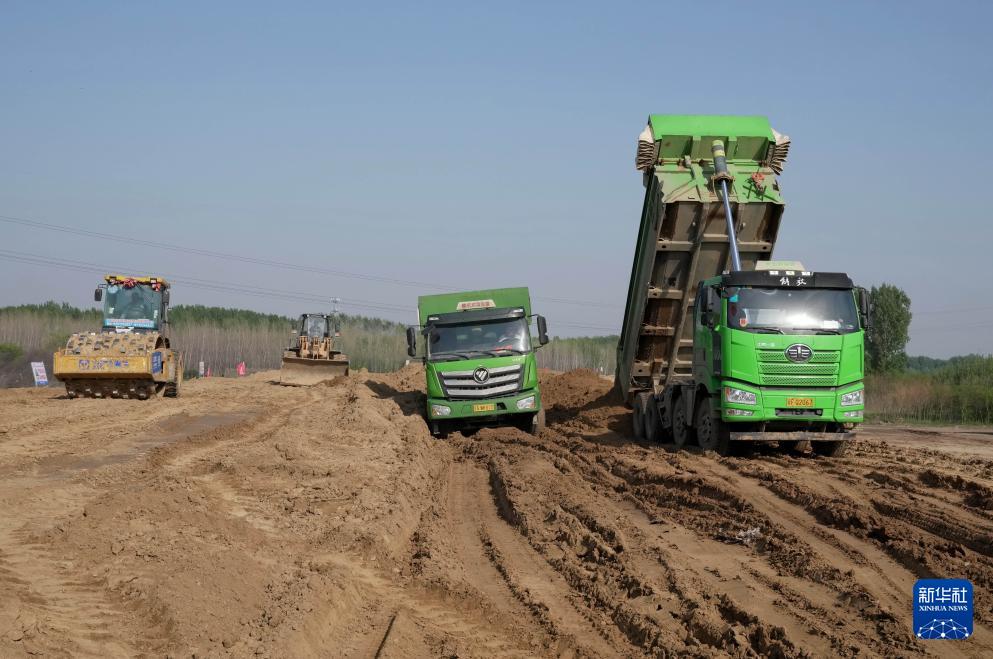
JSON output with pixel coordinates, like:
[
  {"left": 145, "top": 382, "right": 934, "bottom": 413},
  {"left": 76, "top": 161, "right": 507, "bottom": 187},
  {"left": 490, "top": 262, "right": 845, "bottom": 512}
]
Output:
[
  {"left": 0, "top": 213, "right": 622, "bottom": 309},
  {"left": 0, "top": 249, "right": 621, "bottom": 333}
]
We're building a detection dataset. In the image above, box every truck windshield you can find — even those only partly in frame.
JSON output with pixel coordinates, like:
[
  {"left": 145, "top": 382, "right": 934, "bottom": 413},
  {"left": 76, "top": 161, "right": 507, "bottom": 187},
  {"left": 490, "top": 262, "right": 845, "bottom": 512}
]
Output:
[
  {"left": 103, "top": 285, "right": 162, "bottom": 330},
  {"left": 726, "top": 287, "right": 859, "bottom": 334},
  {"left": 428, "top": 317, "right": 530, "bottom": 360}
]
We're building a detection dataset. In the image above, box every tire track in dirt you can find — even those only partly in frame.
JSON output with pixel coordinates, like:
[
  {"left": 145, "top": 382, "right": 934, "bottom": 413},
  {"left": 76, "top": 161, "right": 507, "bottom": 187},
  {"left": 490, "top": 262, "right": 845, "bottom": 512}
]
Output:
[
  {"left": 4, "top": 367, "right": 993, "bottom": 656},
  {"left": 722, "top": 453, "right": 993, "bottom": 657}
]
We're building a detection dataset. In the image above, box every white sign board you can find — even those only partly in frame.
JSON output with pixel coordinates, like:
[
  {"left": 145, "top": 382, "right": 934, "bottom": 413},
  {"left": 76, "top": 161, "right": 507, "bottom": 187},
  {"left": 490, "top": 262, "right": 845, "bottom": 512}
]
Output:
[
  {"left": 198, "top": 361, "right": 205, "bottom": 377},
  {"left": 30, "top": 362, "right": 48, "bottom": 386}
]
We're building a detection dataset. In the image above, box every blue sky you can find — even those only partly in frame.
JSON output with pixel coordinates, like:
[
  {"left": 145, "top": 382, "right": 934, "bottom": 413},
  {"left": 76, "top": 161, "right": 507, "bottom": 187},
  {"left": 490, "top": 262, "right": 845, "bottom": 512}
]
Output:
[{"left": 1, "top": 1, "right": 991, "bottom": 356}]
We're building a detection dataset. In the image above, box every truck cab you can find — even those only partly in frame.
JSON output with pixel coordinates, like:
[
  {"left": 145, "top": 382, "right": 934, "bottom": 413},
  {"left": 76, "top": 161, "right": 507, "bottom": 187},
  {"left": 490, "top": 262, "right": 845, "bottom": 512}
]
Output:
[
  {"left": 684, "top": 264, "right": 868, "bottom": 455},
  {"left": 408, "top": 287, "right": 549, "bottom": 436}
]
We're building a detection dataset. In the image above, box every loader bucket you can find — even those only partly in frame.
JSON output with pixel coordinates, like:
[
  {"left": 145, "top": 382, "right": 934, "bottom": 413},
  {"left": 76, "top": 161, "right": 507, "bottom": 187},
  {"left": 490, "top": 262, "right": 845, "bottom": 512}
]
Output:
[{"left": 279, "top": 355, "right": 350, "bottom": 386}]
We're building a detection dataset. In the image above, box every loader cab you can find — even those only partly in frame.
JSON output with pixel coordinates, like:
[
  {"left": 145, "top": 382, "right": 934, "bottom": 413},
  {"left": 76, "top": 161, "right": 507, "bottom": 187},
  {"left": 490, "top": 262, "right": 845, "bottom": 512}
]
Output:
[
  {"left": 296, "top": 314, "right": 340, "bottom": 339},
  {"left": 300, "top": 315, "right": 329, "bottom": 338}
]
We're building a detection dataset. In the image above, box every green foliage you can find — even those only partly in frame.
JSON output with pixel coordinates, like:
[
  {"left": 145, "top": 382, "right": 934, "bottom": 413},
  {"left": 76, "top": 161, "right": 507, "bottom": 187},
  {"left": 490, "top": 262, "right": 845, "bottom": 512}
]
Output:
[
  {"left": 868, "top": 354, "right": 993, "bottom": 424},
  {"left": 0, "top": 342, "right": 23, "bottom": 363},
  {"left": 0, "top": 301, "right": 101, "bottom": 321},
  {"left": 170, "top": 305, "right": 291, "bottom": 329},
  {"left": 931, "top": 354, "right": 993, "bottom": 386},
  {"left": 906, "top": 355, "right": 948, "bottom": 373},
  {"left": 866, "top": 284, "right": 911, "bottom": 374}
]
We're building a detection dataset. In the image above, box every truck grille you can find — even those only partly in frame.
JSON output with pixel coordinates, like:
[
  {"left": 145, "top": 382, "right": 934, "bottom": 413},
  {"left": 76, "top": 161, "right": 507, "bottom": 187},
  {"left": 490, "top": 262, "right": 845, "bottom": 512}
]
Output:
[
  {"left": 439, "top": 364, "right": 523, "bottom": 399},
  {"left": 757, "top": 349, "right": 839, "bottom": 387}
]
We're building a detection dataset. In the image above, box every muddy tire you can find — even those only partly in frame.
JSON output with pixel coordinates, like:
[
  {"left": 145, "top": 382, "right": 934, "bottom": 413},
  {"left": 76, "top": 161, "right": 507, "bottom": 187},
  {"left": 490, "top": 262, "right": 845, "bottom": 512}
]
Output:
[
  {"left": 640, "top": 393, "right": 662, "bottom": 443},
  {"left": 696, "top": 398, "right": 729, "bottom": 455},
  {"left": 631, "top": 395, "right": 646, "bottom": 441},
  {"left": 812, "top": 440, "right": 849, "bottom": 457},
  {"left": 672, "top": 396, "right": 695, "bottom": 449},
  {"left": 530, "top": 408, "right": 546, "bottom": 435},
  {"left": 780, "top": 440, "right": 810, "bottom": 453}
]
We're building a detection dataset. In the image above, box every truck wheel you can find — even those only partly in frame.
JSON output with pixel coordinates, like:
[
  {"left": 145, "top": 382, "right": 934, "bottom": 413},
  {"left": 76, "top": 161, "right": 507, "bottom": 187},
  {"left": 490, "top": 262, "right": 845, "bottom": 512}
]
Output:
[
  {"left": 530, "top": 408, "right": 546, "bottom": 435},
  {"left": 812, "top": 440, "right": 849, "bottom": 457},
  {"left": 672, "top": 397, "right": 695, "bottom": 448},
  {"left": 695, "top": 399, "right": 729, "bottom": 455},
  {"left": 640, "top": 393, "right": 662, "bottom": 443},
  {"left": 631, "top": 395, "right": 646, "bottom": 440}
]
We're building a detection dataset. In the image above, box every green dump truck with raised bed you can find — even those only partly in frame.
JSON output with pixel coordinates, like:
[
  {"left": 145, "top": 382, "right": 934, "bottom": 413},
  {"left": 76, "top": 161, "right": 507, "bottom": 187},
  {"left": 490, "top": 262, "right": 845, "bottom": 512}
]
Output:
[
  {"left": 617, "top": 115, "right": 869, "bottom": 456},
  {"left": 406, "top": 287, "right": 549, "bottom": 436}
]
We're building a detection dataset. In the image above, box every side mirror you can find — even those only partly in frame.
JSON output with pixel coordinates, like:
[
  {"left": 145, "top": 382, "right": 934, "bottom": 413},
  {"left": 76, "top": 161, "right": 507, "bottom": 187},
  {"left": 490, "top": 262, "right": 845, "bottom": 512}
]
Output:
[
  {"left": 536, "top": 315, "right": 549, "bottom": 346},
  {"left": 406, "top": 327, "right": 417, "bottom": 357},
  {"left": 94, "top": 288, "right": 103, "bottom": 302},
  {"left": 703, "top": 287, "right": 718, "bottom": 328},
  {"left": 857, "top": 287, "right": 872, "bottom": 330}
]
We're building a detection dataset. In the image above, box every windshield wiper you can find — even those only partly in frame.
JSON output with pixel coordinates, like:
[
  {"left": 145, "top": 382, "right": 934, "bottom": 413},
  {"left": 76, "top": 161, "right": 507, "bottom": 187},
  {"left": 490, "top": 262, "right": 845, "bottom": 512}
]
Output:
[
  {"left": 479, "top": 349, "right": 526, "bottom": 356},
  {"left": 429, "top": 351, "right": 474, "bottom": 361},
  {"left": 813, "top": 329, "right": 841, "bottom": 335},
  {"left": 746, "top": 327, "right": 783, "bottom": 334}
]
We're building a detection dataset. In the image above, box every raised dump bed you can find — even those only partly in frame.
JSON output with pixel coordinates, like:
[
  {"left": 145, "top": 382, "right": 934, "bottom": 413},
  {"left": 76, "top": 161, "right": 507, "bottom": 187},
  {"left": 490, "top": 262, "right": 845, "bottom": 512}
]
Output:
[{"left": 617, "top": 115, "right": 790, "bottom": 403}]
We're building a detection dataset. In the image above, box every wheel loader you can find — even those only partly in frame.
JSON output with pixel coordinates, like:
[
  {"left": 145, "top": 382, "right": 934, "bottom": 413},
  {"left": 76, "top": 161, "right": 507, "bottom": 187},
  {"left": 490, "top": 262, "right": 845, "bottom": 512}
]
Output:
[
  {"left": 53, "top": 275, "right": 183, "bottom": 399},
  {"left": 279, "top": 313, "right": 350, "bottom": 385}
]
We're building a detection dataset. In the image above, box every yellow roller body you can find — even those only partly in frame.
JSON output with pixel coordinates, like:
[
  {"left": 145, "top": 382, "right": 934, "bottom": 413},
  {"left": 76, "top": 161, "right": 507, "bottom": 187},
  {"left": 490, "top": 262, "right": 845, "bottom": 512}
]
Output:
[{"left": 53, "top": 331, "right": 182, "bottom": 399}]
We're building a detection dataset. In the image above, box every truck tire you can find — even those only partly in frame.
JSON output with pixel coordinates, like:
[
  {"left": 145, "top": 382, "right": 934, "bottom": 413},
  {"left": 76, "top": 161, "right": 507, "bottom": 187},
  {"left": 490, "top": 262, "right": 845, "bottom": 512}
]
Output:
[
  {"left": 631, "top": 395, "right": 646, "bottom": 441},
  {"left": 672, "top": 396, "right": 695, "bottom": 449},
  {"left": 530, "top": 408, "right": 546, "bottom": 435},
  {"left": 695, "top": 399, "right": 729, "bottom": 455},
  {"left": 641, "top": 394, "right": 663, "bottom": 443},
  {"left": 812, "top": 440, "right": 849, "bottom": 457}
]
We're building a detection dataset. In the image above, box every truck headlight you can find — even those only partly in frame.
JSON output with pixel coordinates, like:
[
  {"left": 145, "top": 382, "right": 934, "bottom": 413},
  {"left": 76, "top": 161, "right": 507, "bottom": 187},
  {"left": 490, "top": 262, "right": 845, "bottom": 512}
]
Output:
[
  {"left": 726, "top": 408, "right": 754, "bottom": 417},
  {"left": 842, "top": 410, "right": 863, "bottom": 418},
  {"left": 431, "top": 404, "right": 451, "bottom": 416},
  {"left": 516, "top": 396, "right": 536, "bottom": 410},
  {"left": 840, "top": 389, "right": 864, "bottom": 406},
  {"left": 724, "top": 387, "right": 756, "bottom": 405}
]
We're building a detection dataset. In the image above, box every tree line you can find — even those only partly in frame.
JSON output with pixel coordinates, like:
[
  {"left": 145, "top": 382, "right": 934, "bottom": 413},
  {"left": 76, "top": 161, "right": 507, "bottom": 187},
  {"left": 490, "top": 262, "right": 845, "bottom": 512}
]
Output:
[{"left": 0, "top": 303, "right": 618, "bottom": 386}]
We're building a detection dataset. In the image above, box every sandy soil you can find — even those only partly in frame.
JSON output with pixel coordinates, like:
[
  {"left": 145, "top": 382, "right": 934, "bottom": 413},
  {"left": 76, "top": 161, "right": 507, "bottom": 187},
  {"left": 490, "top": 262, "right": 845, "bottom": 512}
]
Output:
[{"left": 1, "top": 368, "right": 991, "bottom": 658}]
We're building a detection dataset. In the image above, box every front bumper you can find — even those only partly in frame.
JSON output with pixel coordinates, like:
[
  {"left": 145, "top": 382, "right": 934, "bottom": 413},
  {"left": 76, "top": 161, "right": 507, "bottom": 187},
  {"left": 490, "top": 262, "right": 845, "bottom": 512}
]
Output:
[
  {"left": 427, "top": 389, "right": 541, "bottom": 421},
  {"left": 729, "top": 431, "right": 857, "bottom": 442},
  {"left": 720, "top": 380, "right": 864, "bottom": 423}
]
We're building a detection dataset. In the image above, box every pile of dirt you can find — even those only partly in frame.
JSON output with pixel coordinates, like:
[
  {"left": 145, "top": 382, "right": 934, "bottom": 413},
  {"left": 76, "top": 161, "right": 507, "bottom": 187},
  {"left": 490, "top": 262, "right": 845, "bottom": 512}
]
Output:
[
  {"left": 2, "top": 369, "right": 993, "bottom": 656},
  {"left": 539, "top": 368, "right": 612, "bottom": 409}
]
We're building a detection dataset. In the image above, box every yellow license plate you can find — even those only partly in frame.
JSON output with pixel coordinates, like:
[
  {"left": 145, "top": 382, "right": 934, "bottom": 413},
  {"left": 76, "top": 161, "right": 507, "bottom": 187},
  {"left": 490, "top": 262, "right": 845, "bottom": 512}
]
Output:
[
  {"left": 786, "top": 397, "right": 814, "bottom": 407},
  {"left": 473, "top": 403, "right": 496, "bottom": 412}
]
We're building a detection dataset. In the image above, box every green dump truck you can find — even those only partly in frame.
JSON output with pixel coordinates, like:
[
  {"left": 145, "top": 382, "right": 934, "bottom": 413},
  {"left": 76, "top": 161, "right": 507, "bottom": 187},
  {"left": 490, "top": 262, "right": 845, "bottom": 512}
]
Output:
[
  {"left": 617, "top": 115, "right": 869, "bottom": 456},
  {"left": 406, "top": 287, "right": 549, "bottom": 436}
]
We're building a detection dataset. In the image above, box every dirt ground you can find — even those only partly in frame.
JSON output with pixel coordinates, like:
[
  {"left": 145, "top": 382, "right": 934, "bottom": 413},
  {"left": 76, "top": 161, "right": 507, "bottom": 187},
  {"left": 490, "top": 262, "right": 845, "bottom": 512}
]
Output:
[{"left": 1, "top": 368, "right": 992, "bottom": 658}]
